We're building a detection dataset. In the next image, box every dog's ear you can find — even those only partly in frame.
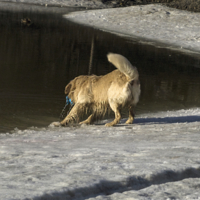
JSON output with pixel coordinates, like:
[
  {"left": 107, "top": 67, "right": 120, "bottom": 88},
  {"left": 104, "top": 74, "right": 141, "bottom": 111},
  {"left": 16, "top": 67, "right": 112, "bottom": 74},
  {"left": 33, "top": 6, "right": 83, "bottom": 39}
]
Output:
[{"left": 65, "top": 83, "right": 72, "bottom": 95}]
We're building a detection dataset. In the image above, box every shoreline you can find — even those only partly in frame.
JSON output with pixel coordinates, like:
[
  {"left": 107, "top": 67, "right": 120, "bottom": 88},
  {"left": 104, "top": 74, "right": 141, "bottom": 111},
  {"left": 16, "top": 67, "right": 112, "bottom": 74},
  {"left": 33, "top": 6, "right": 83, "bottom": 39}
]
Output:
[
  {"left": 64, "top": 4, "right": 200, "bottom": 55},
  {"left": 1, "top": 2, "right": 200, "bottom": 55}
]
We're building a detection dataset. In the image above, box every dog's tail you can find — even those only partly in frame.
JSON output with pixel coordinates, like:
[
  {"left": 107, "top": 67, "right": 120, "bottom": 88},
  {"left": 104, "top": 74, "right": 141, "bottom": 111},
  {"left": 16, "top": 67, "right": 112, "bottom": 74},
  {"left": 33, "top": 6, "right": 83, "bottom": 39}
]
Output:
[{"left": 107, "top": 53, "right": 139, "bottom": 81}]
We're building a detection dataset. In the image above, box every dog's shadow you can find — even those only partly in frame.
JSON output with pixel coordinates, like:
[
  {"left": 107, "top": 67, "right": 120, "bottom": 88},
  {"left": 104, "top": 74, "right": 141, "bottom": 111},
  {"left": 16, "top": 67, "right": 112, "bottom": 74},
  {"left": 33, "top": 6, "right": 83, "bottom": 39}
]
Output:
[
  {"left": 96, "top": 115, "right": 200, "bottom": 126},
  {"left": 55, "top": 115, "right": 200, "bottom": 127},
  {"left": 124, "top": 115, "right": 200, "bottom": 125}
]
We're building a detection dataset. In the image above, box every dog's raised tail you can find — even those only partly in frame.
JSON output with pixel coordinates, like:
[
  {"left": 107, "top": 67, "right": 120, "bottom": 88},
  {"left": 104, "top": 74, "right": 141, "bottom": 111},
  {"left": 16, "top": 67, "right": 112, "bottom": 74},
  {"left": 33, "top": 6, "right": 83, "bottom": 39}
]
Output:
[{"left": 107, "top": 53, "right": 139, "bottom": 81}]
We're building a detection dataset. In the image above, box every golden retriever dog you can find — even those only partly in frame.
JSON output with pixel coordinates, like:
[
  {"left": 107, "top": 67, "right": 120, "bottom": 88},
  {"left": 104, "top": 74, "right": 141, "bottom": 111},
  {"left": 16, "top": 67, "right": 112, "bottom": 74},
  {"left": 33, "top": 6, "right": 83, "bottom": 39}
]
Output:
[{"left": 58, "top": 53, "right": 140, "bottom": 127}]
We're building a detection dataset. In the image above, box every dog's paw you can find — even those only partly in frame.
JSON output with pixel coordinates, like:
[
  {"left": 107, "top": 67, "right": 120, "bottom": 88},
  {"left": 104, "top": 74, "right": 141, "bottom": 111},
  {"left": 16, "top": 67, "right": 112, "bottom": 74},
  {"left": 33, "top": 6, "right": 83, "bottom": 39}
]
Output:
[
  {"left": 79, "top": 121, "right": 91, "bottom": 125},
  {"left": 105, "top": 122, "right": 114, "bottom": 127},
  {"left": 49, "top": 121, "right": 61, "bottom": 127},
  {"left": 60, "top": 122, "right": 67, "bottom": 126},
  {"left": 125, "top": 120, "right": 133, "bottom": 124}
]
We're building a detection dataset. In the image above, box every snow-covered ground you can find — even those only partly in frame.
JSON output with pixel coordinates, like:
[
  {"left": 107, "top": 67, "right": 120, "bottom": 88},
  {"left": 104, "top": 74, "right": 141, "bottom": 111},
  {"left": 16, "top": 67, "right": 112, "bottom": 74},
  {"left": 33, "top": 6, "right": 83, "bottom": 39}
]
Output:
[
  {"left": 1, "top": 1, "right": 200, "bottom": 199},
  {"left": 65, "top": 4, "right": 200, "bottom": 54},
  {"left": 1, "top": 109, "right": 200, "bottom": 200}
]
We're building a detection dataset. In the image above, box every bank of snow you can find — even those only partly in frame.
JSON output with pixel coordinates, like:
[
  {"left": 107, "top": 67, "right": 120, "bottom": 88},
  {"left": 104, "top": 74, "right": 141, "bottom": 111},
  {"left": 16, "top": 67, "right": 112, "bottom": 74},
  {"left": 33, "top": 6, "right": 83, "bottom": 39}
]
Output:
[
  {"left": 65, "top": 4, "right": 200, "bottom": 54},
  {"left": 1, "top": 109, "right": 200, "bottom": 200}
]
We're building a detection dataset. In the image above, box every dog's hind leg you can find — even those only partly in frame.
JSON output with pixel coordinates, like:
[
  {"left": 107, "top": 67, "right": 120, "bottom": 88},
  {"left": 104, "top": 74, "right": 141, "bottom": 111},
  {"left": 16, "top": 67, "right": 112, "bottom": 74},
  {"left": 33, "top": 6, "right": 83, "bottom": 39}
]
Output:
[
  {"left": 60, "top": 103, "right": 85, "bottom": 126},
  {"left": 105, "top": 104, "right": 121, "bottom": 127},
  {"left": 79, "top": 114, "right": 94, "bottom": 125},
  {"left": 125, "top": 106, "right": 135, "bottom": 124}
]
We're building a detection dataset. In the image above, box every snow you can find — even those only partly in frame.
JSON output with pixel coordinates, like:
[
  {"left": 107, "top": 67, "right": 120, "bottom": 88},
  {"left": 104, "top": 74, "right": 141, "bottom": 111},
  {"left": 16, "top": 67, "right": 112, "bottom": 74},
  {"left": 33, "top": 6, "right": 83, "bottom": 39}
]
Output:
[
  {"left": 64, "top": 4, "right": 200, "bottom": 54},
  {"left": 1, "top": 1, "right": 200, "bottom": 199},
  {"left": 1, "top": 109, "right": 200, "bottom": 199}
]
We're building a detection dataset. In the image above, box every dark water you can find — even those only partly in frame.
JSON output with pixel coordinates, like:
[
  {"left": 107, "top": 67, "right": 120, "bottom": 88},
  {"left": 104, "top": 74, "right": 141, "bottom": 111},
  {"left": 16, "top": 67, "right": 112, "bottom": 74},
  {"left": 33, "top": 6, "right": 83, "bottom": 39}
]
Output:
[{"left": 1, "top": 6, "right": 200, "bottom": 133}]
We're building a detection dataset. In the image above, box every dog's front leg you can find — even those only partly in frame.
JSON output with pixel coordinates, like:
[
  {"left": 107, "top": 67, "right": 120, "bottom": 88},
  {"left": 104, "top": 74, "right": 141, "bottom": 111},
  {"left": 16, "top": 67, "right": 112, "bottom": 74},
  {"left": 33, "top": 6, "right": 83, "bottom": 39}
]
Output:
[
  {"left": 125, "top": 106, "right": 135, "bottom": 124},
  {"left": 60, "top": 103, "right": 83, "bottom": 126}
]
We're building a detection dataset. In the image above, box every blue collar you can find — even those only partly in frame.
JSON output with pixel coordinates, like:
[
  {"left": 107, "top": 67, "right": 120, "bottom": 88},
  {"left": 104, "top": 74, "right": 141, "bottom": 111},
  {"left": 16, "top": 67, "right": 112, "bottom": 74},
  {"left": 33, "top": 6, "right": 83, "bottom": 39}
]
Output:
[{"left": 66, "top": 96, "right": 74, "bottom": 106}]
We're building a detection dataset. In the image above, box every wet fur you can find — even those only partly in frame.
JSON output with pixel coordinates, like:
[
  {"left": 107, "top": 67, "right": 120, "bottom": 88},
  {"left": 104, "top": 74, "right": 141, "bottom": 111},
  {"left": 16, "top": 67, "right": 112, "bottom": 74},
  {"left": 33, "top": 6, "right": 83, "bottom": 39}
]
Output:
[{"left": 60, "top": 53, "right": 140, "bottom": 127}]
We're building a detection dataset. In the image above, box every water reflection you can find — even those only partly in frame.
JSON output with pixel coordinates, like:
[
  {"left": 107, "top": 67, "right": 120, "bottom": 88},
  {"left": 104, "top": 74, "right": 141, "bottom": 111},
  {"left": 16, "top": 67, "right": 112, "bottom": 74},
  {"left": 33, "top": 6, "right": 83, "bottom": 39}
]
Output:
[{"left": 0, "top": 7, "right": 200, "bottom": 132}]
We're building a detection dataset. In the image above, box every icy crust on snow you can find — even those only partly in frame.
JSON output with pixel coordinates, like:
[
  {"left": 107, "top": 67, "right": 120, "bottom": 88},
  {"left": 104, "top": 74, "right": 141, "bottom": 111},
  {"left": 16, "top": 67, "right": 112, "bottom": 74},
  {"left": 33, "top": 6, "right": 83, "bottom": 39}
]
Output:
[
  {"left": 65, "top": 4, "right": 200, "bottom": 53},
  {"left": 1, "top": 109, "right": 200, "bottom": 200}
]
